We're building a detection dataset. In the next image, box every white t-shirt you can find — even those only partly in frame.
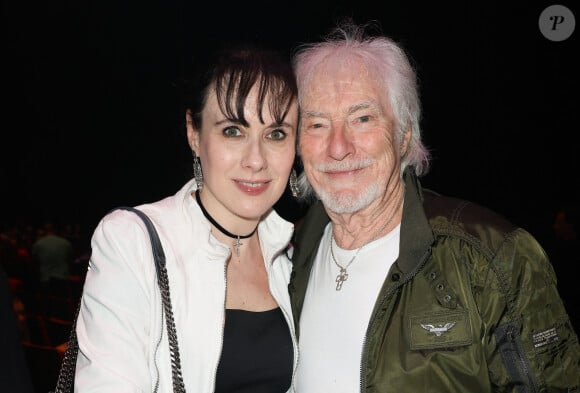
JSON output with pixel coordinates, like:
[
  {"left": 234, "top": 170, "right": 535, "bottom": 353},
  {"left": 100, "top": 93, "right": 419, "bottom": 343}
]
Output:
[{"left": 295, "top": 223, "right": 400, "bottom": 393}]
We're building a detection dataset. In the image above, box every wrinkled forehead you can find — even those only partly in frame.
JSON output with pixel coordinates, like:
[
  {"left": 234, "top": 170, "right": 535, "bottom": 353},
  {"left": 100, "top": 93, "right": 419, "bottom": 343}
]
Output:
[
  {"left": 318, "top": 53, "right": 370, "bottom": 74},
  {"left": 299, "top": 54, "right": 389, "bottom": 113},
  {"left": 300, "top": 54, "right": 380, "bottom": 96}
]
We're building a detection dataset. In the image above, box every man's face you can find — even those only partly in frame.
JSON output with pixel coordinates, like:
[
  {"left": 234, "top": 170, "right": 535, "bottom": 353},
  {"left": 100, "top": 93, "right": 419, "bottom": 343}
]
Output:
[{"left": 298, "top": 58, "right": 401, "bottom": 215}]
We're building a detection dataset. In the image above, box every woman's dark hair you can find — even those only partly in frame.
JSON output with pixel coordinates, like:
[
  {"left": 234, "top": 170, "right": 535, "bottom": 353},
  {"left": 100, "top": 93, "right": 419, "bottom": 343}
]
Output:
[{"left": 184, "top": 43, "right": 297, "bottom": 129}]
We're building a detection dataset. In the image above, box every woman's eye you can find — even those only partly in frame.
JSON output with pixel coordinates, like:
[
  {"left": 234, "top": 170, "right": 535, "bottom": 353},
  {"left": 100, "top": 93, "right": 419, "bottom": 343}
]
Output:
[
  {"left": 268, "top": 129, "right": 287, "bottom": 141},
  {"left": 359, "top": 115, "right": 371, "bottom": 123},
  {"left": 223, "top": 126, "right": 241, "bottom": 137}
]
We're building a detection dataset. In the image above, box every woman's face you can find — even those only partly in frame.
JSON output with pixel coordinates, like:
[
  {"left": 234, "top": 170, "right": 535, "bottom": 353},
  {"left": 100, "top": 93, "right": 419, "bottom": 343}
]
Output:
[{"left": 187, "top": 84, "right": 298, "bottom": 226}]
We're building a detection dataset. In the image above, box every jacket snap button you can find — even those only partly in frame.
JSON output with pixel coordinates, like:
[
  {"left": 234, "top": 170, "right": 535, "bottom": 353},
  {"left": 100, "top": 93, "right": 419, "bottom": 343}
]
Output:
[
  {"left": 430, "top": 272, "right": 437, "bottom": 280},
  {"left": 436, "top": 283, "right": 445, "bottom": 291},
  {"left": 391, "top": 273, "right": 400, "bottom": 282}
]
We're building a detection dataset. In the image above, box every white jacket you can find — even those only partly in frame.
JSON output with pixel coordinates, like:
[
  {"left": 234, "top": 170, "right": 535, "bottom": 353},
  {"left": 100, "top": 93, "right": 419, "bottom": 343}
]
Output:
[{"left": 75, "top": 179, "right": 297, "bottom": 392}]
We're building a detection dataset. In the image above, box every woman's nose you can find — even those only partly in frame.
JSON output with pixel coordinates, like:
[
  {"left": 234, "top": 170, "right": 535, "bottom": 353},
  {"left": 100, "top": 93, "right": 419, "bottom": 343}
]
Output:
[{"left": 241, "top": 139, "right": 267, "bottom": 171}]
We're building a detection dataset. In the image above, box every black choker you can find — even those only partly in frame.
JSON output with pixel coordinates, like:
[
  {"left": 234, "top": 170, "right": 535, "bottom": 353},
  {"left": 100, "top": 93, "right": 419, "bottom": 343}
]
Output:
[{"left": 195, "top": 190, "right": 258, "bottom": 256}]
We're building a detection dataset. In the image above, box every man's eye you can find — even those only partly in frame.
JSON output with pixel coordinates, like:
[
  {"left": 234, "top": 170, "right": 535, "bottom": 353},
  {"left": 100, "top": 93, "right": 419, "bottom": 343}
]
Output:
[
  {"left": 223, "top": 126, "right": 241, "bottom": 137},
  {"left": 268, "top": 129, "right": 287, "bottom": 141},
  {"left": 350, "top": 114, "right": 375, "bottom": 129}
]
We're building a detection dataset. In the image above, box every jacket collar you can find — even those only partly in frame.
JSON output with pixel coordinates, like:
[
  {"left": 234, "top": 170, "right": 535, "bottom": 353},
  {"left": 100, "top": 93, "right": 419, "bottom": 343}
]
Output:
[
  {"left": 398, "top": 168, "right": 435, "bottom": 275},
  {"left": 182, "top": 179, "right": 294, "bottom": 263}
]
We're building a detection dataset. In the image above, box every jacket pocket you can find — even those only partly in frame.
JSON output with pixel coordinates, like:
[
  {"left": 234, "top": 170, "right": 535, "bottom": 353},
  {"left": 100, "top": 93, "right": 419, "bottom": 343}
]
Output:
[{"left": 495, "top": 323, "right": 539, "bottom": 393}]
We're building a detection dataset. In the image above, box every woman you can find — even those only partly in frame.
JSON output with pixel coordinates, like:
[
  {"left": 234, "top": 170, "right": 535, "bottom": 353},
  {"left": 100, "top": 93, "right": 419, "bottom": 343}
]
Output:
[{"left": 74, "top": 44, "right": 300, "bottom": 392}]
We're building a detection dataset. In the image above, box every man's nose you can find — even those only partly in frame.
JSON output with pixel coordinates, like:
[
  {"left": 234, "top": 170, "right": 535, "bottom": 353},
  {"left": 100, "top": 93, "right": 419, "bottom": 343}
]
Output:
[{"left": 327, "top": 122, "right": 354, "bottom": 160}]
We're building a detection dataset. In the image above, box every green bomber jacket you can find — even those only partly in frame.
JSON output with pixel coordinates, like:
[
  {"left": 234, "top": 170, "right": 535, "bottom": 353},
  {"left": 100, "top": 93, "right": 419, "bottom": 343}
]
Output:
[{"left": 289, "top": 170, "right": 580, "bottom": 392}]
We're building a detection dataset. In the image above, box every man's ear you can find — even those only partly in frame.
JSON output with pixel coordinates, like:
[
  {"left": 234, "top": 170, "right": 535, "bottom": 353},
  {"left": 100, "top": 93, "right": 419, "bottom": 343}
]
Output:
[{"left": 186, "top": 110, "right": 200, "bottom": 153}]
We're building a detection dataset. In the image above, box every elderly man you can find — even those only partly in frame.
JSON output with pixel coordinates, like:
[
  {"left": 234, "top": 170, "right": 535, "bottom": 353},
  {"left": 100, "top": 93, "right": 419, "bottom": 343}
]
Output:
[{"left": 289, "top": 21, "right": 580, "bottom": 392}]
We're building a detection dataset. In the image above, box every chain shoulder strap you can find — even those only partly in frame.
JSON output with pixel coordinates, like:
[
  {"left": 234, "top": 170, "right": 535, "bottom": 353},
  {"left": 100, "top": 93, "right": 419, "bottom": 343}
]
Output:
[
  {"left": 52, "top": 206, "right": 186, "bottom": 392},
  {"left": 52, "top": 300, "right": 80, "bottom": 392}
]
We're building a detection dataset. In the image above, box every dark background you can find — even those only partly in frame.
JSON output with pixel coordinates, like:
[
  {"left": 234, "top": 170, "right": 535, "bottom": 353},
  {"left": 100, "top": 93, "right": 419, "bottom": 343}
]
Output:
[
  {"left": 2, "top": 1, "right": 578, "bottom": 260},
  {"left": 2, "top": 2, "right": 578, "bottom": 385}
]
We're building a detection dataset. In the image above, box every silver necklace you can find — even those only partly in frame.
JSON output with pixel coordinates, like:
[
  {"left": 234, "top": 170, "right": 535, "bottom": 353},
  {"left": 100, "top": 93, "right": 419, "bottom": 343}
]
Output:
[{"left": 329, "top": 194, "right": 404, "bottom": 291}]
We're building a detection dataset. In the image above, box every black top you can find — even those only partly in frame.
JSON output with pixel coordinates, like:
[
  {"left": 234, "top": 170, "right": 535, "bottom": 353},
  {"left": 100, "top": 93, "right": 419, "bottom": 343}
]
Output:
[{"left": 215, "top": 307, "right": 293, "bottom": 393}]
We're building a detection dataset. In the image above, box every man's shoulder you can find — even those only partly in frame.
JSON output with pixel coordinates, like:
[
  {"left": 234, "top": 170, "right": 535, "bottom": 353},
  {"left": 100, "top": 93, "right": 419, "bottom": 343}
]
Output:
[
  {"left": 35, "top": 234, "right": 72, "bottom": 247},
  {"left": 421, "top": 189, "right": 522, "bottom": 254},
  {"left": 423, "top": 190, "right": 516, "bottom": 231}
]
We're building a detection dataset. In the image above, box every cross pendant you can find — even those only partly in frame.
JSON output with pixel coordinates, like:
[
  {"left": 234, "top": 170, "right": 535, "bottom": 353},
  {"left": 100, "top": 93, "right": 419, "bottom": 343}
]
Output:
[
  {"left": 233, "top": 237, "right": 243, "bottom": 257},
  {"left": 335, "top": 268, "right": 349, "bottom": 290}
]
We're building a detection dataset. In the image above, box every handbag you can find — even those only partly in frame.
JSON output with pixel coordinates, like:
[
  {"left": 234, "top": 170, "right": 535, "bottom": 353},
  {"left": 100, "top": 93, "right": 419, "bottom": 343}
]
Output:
[{"left": 51, "top": 206, "right": 186, "bottom": 392}]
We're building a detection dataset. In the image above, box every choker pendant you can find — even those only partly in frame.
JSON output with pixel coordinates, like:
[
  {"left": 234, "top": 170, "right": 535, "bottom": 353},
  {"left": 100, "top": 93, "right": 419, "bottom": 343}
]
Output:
[
  {"left": 195, "top": 190, "right": 258, "bottom": 257},
  {"left": 233, "top": 237, "right": 243, "bottom": 257}
]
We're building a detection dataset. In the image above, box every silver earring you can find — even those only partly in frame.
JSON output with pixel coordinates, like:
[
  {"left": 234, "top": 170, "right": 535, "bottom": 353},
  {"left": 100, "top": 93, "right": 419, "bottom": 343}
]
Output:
[
  {"left": 289, "top": 169, "right": 300, "bottom": 198},
  {"left": 193, "top": 152, "right": 203, "bottom": 190}
]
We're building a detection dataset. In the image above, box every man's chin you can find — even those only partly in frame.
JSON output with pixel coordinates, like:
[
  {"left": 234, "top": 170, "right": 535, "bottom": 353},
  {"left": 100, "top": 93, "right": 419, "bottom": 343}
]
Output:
[
  {"left": 315, "top": 183, "right": 377, "bottom": 214},
  {"left": 320, "top": 192, "right": 365, "bottom": 215}
]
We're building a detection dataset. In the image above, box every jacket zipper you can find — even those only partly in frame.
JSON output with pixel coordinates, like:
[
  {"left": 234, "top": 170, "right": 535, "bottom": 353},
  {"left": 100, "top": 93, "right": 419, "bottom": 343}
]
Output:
[
  {"left": 272, "top": 269, "right": 299, "bottom": 393},
  {"left": 359, "top": 249, "right": 431, "bottom": 392},
  {"left": 503, "top": 324, "right": 538, "bottom": 393},
  {"left": 209, "top": 258, "right": 228, "bottom": 392},
  {"left": 153, "top": 312, "right": 163, "bottom": 392},
  {"left": 268, "top": 246, "right": 299, "bottom": 393},
  {"left": 153, "top": 282, "right": 166, "bottom": 392}
]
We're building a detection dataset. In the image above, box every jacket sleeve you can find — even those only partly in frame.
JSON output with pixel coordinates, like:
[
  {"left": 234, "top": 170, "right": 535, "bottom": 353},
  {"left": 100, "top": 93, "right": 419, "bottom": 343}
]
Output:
[
  {"left": 484, "top": 228, "right": 580, "bottom": 392},
  {"left": 75, "top": 211, "right": 159, "bottom": 392}
]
